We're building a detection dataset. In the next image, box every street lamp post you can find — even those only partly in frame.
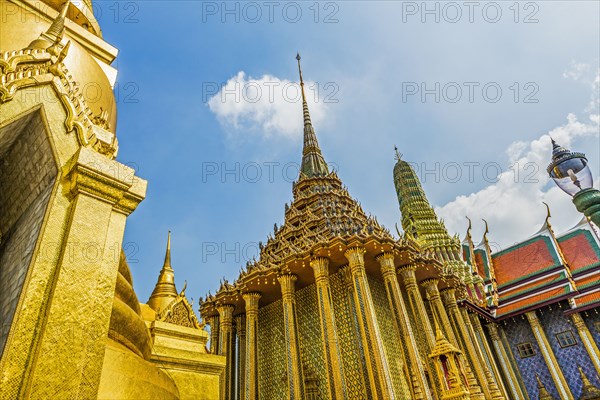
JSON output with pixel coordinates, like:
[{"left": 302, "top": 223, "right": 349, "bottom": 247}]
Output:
[{"left": 547, "top": 139, "right": 600, "bottom": 226}]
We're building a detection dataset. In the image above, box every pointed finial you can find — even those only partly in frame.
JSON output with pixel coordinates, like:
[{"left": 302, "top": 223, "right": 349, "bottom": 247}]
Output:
[
  {"left": 45, "top": 1, "right": 70, "bottom": 42},
  {"left": 395, "top": 222, "right": 402, "bottom": 238},
  {"left": 466, "top": 216, "right": 472, "bottom": 236},
  {"left": 542, "top": 202, "right": 552, "bottom": 227},
  {"left": 164, "top": 230, "right": 173, "bottom": 270},
  {"left": 295, "top": 53, "right": 329, "bottom": 177},
  {"left": 482, "top": 219, "right": 489, "bottom": 236},
  {"left": 394, "top": 146, "right": 403, "bottom": 160}
]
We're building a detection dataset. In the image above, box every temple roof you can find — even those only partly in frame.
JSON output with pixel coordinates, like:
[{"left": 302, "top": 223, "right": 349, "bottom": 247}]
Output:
[
  {"left": 462, "top": 211, "right": 600, "bottom": 319},
  {"left": 199, "top": 58, "right": 445, "bottom": 319}
]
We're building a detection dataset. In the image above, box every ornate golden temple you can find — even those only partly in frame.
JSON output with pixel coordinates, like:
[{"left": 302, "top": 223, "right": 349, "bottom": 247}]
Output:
[{"left": 2, "top": 0, "right": 600, "bottom": 399}]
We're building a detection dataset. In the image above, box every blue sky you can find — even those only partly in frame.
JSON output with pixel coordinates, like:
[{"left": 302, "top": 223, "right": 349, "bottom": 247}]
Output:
[{"left": 96, "top": 1, "right": 599, "bottom": 305}]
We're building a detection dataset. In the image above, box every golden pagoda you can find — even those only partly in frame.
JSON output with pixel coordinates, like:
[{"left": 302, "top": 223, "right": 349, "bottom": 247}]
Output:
[
  {"left": 0, "top": 1, "right": 224, "bottom": 398},
  {"left": 199, "top": 55, "right": 508, "bottom": 400},
  {"left": 2, "top": 0, "right": 599, "bottom": 399}
]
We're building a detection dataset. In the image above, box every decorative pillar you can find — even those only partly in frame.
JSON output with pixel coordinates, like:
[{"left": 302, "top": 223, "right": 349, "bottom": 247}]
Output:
[
  {"left": 235, "top": 314, "right": 246, "bottom": 400},
  {"left": 571, "top": 312, "right": 600, "bottom": 377},
  {"left": 525, "top": 311, "right": 574, "bottom": 400},
  {"left": 218, "top": 304, "right": 236, "bottom": 400},
  {"left": 309, "top": 257, "right": 347, "bottom": 399},
  {"left": 397, "top": 265, "right": 440, "bottom": 399},
  {"left": 344, "top": 247, "right": 395, "bottom": 399},
  {"left": 469, "top": 314, "right": 510, "bottom": 399},
  {"left": 243, "top": 292, "right": 261, "bottom": 400},
  {"left": 377, "top": 253, "right": 432, "bottom": 400},
  {"left": 422, "top": 279, "right": 459, "bottom": 345},
  {"left": 460, "top": 307, "right": 504, "bottom": 399},
  {"left": 439, "top": 288, "right": 486, "bottom": 400},
  {"left": 206, "top": 315, "right": 220, "bottom": 354},
  {"left": 278, "top": 273, "right": 305, "bottom": 400},
  {"left": 487, "top": 324, "right": 527, "bottom": 400}
]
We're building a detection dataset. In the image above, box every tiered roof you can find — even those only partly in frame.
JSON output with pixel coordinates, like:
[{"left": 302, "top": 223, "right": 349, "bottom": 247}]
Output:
[
  {"left": 461, "top": 208, "right": 600, "bottom": 319},
  {"left": 200, "top": 57, "right": 446, "bottom": 319}
]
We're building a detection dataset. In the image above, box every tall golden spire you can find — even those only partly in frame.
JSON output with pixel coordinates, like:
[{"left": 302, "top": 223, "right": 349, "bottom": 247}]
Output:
[
  {"left": 148, "top": 231, "right": 178, "bottom": 312},
  {"left": 296, "top": 53, "right": 329, "bottom": 178}
]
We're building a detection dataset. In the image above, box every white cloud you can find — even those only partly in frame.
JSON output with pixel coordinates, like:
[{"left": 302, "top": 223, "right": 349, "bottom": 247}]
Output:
[
  {"left": 436, "top": 116, "right": 599, "bottom": 250},
  {"left": 436, "top": 65, "right": 600, "bottom": 250},
  {"left": 207, "top": 71, "right": 328, "bottom": 140}
]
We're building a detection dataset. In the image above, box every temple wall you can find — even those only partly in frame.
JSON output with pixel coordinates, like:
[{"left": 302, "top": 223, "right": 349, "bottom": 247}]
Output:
[
  {"left": 368, "top": 274, "right": 412, "bottom": 398},
  {"left": 502, "top": 314, "right": 560, "bottom": 399},
  {"left": 296, "top": 283, "right": 329, "bottom": 399},
  {"left": 583, "top": 310, "right": 600, "bottom": 351},
  {"left": 257, "top": 298, "right": 287, "bottom": 400},
  {"left": 537, "top": 303, "right": 600, "bottom": 398},
  {"left": 330, "top": 271, "right": 369, "bottom": 398}
]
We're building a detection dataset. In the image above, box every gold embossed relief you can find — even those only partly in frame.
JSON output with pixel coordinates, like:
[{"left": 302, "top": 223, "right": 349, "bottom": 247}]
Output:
[{"left": 162, "top": 301, "right": 195, "bottom": 328}]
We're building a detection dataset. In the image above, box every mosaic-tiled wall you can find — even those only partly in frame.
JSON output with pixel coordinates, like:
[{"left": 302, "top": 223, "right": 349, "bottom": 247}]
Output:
[
  {"left": 537, "top": 303, "right": 600, "bottom": 398},
  {"left": 368, "top": 274, "right": 412, "bottom": 398},
  {"left": 330, "top": 271, "right": 369, "bottom": 399},
  {"left": 501, "top": 316, "right": 558, "bottom": 399},
  {"left": 257, "top": 299, "right": 287, "bottom": 400},
  {"left": 501, "top": 302, "right": 600, "bottom": 400},
  {"left": 256, "top": 269, "right": 419, "bottom": 399},
  {"left": 583, "top": 309, "right": 600, "bottom": 351},
  {"left": 296, "top": 283, "right": 329, "bottom": 399}
]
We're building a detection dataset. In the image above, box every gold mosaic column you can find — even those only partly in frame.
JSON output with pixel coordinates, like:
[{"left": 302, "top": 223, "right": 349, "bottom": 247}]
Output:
[
  {"left": 206, "top": 315, "right": 220, "bottom": 354},
  {"left": 218, "top": 304, "right": 236, "bottom": 400},
  {"left": 309, "top": 257, "right": 347, "bottom": 400},
  {"left": 469, "top": 313, "right": 510, "bottom": 399},
  {"left": 235, "top": 314, "right": 246, "bottom": 400},
  {"left": 525, "top": 311, "right": 574, "bottom": 400},
  {"left": 487, "top": 323, "right": 527, "bottom": 400},
  {"left": 344, "top": 247, "right": 395, "bottom": 399},
  {"left": 422, "top": 279, "right": 459, "bottom": 345},
  {"left": 377, "top": 253, "right": 432, "bottom": 400},
  {"left": 439, "top": 288, "right": 486, "bottom": 400},
  {"left": 243, "top": 292, "right": 261, "bottom": 400},
  {"left": 278, "top": 274, "right": 305, "bottom": 400},
  {"left": 571, "top": 312, "right": 600, "bottom": 377},
  {"left": 397, "top": 265, "right": 440, "bottom": 399}
]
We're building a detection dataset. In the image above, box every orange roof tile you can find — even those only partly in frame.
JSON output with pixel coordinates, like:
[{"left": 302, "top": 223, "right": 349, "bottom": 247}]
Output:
[
  {"left": 574, "top": 290, "right": 600, "bottom": 307},
  {"left": 493, "top": 236, "right": 560, "bottom": 288},
  {"left": 497, "top": 286, "right": 568, "bottom": 317},
  {"left": 558, "top": 230, "right": 600, "bottom": 273}
]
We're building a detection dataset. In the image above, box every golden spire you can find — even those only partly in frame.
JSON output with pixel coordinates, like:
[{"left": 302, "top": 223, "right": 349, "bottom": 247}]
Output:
[
  {"left": 148, "top": 231, "right": 179, "bottom": 312},
  {"left": 577, "top": 365, "right": 600, "bottom": 400},
  {"left": 28, "top": 1, "right": 71, "bottom": 51},
  {"left": 536, "top": 374, "right": 555, "bottom": 400},
  {"left": 296, "top": 53, "right": 329, "bottom": 178},
  {"left": 46, "top": 1, "right": 70, "bottom": 42}
]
